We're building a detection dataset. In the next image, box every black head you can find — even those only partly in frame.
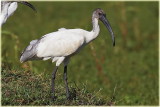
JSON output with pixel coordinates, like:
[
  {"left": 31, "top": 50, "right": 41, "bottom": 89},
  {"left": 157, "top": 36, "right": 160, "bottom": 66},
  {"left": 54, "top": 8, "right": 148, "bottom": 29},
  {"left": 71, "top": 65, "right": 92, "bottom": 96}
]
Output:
[
  {"left": 93, "top": 8, "right": 106, "bottom": 19},
  {"left": 93, "top": 8, "right": 115, "bottom": 46}
]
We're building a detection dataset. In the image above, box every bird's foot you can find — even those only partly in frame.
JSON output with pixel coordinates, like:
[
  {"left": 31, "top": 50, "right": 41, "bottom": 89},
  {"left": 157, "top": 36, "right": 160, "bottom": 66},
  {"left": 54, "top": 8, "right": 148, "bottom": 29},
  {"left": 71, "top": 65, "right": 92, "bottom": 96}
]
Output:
[
  {"left": 51, "top": 95, "right": 57, "bottom": 101},
  {"left": 66, "top": 93, "right": 73, "bottom": 100},
  {"left": 66, "top": 96, "right": 72, "bottom": 100},
  {"left": 66, "top": 89, "right": 76, "bottom": 100}
]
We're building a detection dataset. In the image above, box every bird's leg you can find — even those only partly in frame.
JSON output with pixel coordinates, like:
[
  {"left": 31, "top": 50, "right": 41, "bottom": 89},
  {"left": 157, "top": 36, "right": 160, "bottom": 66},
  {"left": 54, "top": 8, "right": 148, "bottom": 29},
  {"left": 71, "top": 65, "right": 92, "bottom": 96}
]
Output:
[
  {"left": 64, "top": 66, "right": 70, "bottom": 99},
  {"left": 51, "top": 66, "right": 58, "bottom": 99}
]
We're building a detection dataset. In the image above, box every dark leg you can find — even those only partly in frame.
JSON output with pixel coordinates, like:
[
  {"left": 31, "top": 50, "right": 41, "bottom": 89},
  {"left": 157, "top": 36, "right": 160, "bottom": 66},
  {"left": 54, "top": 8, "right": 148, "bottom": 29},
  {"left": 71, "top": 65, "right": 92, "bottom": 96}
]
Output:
[
  {"left": 64, "top": 66, "right": 70, "bottom": 99},
  {"left": 51, "top": 66, "right": 58, "bottom": 99}
]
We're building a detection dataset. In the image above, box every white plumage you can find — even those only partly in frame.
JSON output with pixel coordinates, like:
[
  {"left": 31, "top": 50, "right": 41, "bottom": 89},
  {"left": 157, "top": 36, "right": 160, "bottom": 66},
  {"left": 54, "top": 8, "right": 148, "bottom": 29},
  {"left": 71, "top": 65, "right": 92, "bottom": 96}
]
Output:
[
  {"left": 0, "top": 1, "right": 36, "bottom": 26},
  {"left": 5, "top": 2, "right": 18, "bottom": 18},
  {"left": 37, "top": 29, "right": 88, "bottom": 65},
  {"left": 20, "top": 8, "right": 115, "bottom": 99},
  {"left": 20, "top": 28, "right": 99, "bottom": 66}
]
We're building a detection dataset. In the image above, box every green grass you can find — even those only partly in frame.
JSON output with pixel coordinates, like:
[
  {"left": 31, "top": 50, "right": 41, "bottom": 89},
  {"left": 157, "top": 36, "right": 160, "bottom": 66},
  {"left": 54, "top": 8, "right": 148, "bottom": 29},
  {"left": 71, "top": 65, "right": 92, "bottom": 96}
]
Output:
[
  {"left": 1, "top": 1, "right": 159, "bottom": 105},
  {"left": 2, "top": 68, "right": 112, "bottom": 105}
]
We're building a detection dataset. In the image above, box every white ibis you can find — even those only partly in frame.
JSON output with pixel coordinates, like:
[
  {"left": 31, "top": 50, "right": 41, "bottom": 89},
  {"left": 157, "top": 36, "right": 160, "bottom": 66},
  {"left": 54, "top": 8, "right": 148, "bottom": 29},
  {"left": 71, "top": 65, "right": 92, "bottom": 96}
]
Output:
[
  {"left": 0, "top": 1, "right": 36, "bottom": 26},
  {"left": 20, "top": 8, "right": 115, "bottom": 100}
]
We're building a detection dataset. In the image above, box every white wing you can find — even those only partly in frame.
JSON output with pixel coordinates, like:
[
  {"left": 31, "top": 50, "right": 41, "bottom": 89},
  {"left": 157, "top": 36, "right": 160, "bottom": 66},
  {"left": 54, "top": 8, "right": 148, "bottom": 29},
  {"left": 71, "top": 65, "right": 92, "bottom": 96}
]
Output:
[
  {"left": 30, "top": 40, "right": 38, "bottom": 45},
  {"left": 26, "top": 39, "right": 38, "bottom": 50},
  {"left": 36, "top": 29, "right": 89, "bottom": 58},
  {"left": 8, "top": 2, "right": 18, "bottom": 18},
  {"left": 0, "top": 2, "right": 18, "bottom": 26}
]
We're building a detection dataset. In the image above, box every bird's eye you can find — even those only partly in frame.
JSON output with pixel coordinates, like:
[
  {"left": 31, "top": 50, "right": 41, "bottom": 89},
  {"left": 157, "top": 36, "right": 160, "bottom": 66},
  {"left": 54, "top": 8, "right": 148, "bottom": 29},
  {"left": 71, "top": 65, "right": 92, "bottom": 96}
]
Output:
[{"left": 98, "top": 13, "right": 102, "bottom": 16}]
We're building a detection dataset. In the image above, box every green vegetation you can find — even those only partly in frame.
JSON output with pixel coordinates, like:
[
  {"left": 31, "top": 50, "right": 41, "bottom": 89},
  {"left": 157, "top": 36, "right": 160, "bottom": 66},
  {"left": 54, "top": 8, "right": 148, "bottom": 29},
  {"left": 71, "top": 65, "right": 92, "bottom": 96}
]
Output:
[
  {"left": 2, "top": 69, "right": 110, "bottom": 105},
  {"left": 1, "top": 2, "right": 159, "bottom": 105}
]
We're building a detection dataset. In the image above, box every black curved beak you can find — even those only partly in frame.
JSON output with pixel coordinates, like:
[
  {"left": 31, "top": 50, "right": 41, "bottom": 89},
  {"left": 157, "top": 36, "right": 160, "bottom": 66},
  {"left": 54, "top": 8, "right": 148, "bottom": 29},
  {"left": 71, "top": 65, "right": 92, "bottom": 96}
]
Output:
[
  {"left": 99, "top": 14, "right": 115, "bottom": 46},
  {"left": 18, "top": 1, "right": 37, "bottom": 12}
]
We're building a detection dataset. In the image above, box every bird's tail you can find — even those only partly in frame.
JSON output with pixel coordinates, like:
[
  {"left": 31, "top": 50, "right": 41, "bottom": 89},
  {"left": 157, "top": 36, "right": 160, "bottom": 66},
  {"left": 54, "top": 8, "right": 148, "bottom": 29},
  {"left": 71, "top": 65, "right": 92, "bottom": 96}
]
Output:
[{"left": 20, "top": 40, "right": 39, "bottom": 63}]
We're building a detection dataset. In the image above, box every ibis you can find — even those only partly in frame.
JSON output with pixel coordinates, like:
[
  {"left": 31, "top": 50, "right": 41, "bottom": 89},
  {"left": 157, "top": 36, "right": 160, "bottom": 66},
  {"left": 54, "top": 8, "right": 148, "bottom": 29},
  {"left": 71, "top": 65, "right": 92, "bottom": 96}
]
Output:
[
  {"left": 0, "top": 1, "right": 36, "bottom": 26},
  {"left": 20, "top": 8, "right": 115, "bottom": 99}
]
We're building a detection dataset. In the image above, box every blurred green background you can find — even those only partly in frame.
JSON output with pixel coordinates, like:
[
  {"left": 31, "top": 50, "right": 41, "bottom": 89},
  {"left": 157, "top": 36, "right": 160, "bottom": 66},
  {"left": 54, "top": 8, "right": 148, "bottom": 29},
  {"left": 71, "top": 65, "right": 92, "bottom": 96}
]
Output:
[{"left": 1, "top": 1, "right": 158, "bottom": 105}]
